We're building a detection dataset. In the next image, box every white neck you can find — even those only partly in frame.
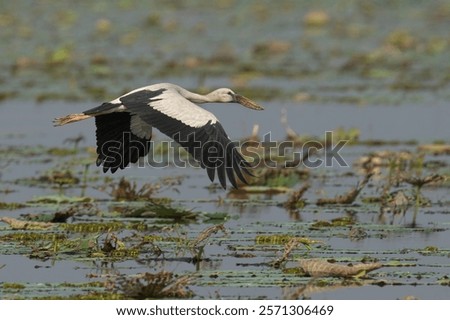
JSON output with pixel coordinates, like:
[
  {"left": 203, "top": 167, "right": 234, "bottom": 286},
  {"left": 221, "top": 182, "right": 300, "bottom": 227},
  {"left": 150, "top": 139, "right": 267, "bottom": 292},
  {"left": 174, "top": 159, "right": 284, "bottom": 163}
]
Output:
[{"left": 178, "top": 87, "right": 212, "bottom": 104}]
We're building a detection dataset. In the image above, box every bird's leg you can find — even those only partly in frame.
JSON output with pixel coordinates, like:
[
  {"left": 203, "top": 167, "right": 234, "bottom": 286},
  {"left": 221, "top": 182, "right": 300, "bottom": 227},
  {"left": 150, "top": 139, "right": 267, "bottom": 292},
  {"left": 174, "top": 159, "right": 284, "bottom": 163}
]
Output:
[{"left": 53, "top": 113, "right": 92, "bottom": 126}]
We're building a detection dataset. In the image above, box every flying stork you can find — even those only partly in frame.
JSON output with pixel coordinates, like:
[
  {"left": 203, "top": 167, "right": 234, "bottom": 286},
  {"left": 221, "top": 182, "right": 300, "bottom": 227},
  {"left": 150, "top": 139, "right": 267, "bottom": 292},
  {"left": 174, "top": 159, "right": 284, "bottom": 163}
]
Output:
[{"left": 53, "top": 83, "right": 264, "bottom": 189}]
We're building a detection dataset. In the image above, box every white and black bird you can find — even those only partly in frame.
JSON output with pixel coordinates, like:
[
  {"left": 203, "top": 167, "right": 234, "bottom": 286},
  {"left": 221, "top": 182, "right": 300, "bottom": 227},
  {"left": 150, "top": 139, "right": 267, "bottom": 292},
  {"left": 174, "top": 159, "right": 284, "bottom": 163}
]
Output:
[{"left": 53, "top": 83, "right": 264, "bottom": 189}]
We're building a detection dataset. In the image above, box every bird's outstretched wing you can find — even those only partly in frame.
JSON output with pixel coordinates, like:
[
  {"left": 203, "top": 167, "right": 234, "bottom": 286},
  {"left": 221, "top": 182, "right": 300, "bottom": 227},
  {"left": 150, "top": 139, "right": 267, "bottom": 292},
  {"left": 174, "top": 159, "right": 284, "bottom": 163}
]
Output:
[
  {"left": 81, "top": 89, "right": 164, "bottom": 173},
  {"left": 93, "top": 111, "right": 152, "bottom": 173},
  {"left": 119, "top": 88, "right": 252, "bottom": 189}
]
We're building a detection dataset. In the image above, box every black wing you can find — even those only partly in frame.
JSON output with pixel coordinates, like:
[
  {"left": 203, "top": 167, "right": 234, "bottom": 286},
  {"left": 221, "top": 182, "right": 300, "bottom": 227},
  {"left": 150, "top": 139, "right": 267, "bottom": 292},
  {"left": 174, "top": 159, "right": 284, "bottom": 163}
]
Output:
[
  {"left": 93, "top": 112, "right": 152, "bottom": 173},
  {"left": 84, "top": 96, "right": 158, "bottom": 173}
]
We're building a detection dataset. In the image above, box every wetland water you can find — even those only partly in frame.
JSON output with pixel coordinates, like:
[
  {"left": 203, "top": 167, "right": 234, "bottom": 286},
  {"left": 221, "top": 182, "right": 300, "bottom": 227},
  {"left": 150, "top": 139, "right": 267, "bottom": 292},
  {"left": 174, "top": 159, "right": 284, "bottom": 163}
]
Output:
[{"left": 1, "top": 1, "right": 449, "bottom": 299}]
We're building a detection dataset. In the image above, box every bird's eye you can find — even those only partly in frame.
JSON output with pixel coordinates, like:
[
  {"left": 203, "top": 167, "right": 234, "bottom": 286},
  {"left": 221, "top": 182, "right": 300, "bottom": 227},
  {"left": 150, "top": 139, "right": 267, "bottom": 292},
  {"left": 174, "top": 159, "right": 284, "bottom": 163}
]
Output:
[{"left": 227, "top": 91, "right": 233, "bottom": 96}]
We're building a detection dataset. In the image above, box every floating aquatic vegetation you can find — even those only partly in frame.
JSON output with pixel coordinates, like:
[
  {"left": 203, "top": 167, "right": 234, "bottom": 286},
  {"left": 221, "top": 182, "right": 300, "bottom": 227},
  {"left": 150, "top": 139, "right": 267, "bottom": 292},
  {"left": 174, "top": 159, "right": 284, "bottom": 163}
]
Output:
[
  {"left": 330, "top": 127, "right": 360, "bottom": 145},
  {"left": 95, "top": 18, "right": 112, "bottom": 34},
  {"left": 316, "top": 173, "right": 372, "bottom": 205},
  {"left": 303, "top": 10, "right": 330, "bottom": 28},
  {"left": 379, "top": 189, "right": 411, "bottom": 223},
  {"left": 283, "top": 183, "right": 310, "bottom": 210},
  {"left": 123, "top": 202, "right": 198, "bottom": 222},
  {"left": 401, "top": 174, "right": 446, "bottom": 189},
  {"left": 383, "top": 30, "right": 417, "bottom": 51},
  {"left": 3, "top": 283, "right": 26, "bottom": 291},
  {"left": 37, "top": 170, "right": 80, "bottom": 186},
  {"left": 190, "top": 224, "right": 227, "bottom": 263},
  {"left": 62, "top": 222, "right": 126, "bottom": 233},
  {"left": 0, "top": 217, "right": 54, "bottom": 230},
  {"left": 107, "top": 177, "right": 160, "bottom": 201},
  {"left": 348, "top": 227, "right": 368, "bottom": 241},
  {"left": 20, "top": 204, "right": 91, "bottom": 223},
  {"left": 28, "top": 234, "right": 101, "bottom": 260},
  {"left": 237, "top": 185, "right": 291, "bottom": 194},
  {"left": 0, "top": 281, "right": 119, "bottom": 300},
  {"left": 139, "top": 233, "right": 188, "bottom": 253},
  {"left": 252, "top": 40, "right": 292, "bottom": 58},
  {"left": 418, "top": 144, "right": 450, "bottom": 155},
  {"left": 376, "top": 173, "right": 446, "bottom": 225},
  {"left": 202, "top": 211, "right": 230, "bottom": 222},
  {"left": 99, "top": 232, "right": 140, "bottom": 258},
  {"left": 299, "top": 259, "right": 382, "bottom": 278},
  {"left": 310, "top": 217, "right": 356, "bottom": 230},
  {"left": 272, "top": 237, "right": 318, "bottom": 268},
  {"left": 28, "top": 195, "right": 93, "bottom": 204},
  {"left": 0, "top": 232, "right": 66, "bottom": 243},
  {"left": 191, "top": 224, "right": 226, "bottom": 248},
  {"left": 354, "top": 150, "right": 447, "bottom": 224},
  {"left": 249, "top": 167, "right": 308, "bottom": 189},
  {"left": 46, "top": 147, "right": 78, "bottom": 157},
  {"left": 417, "top": 246, "right": 440, "bottom": 256},
  {"left": 355, "top": 150, "right": 417, "bottom": 171},
  {"left": 0, "top": 202, "right": 26, "bottom": 210},
  {"left": 255, "top": 235, "right": 315, "bottom": 247}
]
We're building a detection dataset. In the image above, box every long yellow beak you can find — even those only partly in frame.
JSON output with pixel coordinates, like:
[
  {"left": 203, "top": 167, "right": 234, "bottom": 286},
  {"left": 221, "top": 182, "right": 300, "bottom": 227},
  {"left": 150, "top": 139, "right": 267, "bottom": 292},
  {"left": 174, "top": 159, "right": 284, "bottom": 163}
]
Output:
[{"left": 235, "top": 94, "right": 264, "bottom": 110}]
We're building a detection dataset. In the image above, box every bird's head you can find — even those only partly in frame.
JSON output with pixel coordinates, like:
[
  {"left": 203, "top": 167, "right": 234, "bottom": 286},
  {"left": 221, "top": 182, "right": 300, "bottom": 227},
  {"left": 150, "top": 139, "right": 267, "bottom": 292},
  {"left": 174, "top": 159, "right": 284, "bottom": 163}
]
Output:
[{"left": 209, "top": 88, "right": 264, "bottom": 110}]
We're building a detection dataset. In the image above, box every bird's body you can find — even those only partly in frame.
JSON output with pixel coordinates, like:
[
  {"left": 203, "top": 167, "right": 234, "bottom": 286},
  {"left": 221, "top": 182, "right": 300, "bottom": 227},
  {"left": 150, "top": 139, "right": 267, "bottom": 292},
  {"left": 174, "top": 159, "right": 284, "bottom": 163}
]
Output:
[{"left": 54, "top": 83, "right": 263, "bottom": 189}]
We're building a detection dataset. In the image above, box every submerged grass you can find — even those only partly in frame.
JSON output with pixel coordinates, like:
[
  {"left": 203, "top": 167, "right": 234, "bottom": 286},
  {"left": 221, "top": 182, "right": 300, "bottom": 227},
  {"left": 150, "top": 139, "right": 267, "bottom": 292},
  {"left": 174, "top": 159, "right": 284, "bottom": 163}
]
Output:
[{"left": 0, "top": 202, "right": 26, "bottom": 210}]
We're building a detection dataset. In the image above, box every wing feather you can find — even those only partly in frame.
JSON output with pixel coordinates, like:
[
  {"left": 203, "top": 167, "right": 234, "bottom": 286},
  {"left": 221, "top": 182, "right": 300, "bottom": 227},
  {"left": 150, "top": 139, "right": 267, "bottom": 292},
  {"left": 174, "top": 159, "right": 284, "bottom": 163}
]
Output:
[{"left": 94, "top": 112, "right": 151, "bottom": 173}]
